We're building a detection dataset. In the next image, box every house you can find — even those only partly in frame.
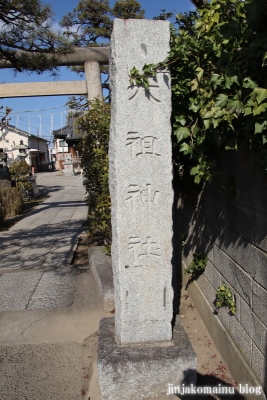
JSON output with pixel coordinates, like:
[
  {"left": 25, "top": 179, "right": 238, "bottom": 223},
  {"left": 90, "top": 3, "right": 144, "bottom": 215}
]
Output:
[
  {"left": 0, "top": 125, "right": 49, "bottom": 172},
  {"left": 52, "top": 117, "right": 80, "bottom": 173}
]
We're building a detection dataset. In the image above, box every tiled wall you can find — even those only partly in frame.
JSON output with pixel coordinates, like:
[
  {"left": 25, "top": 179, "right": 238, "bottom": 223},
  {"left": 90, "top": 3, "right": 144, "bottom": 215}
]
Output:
[{"left": 175, "top": 141, "right": 267, "bottom": 391}]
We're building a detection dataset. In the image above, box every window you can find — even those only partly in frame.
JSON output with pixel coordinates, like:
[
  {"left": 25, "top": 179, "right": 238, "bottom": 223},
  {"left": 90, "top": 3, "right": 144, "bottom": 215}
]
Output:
[{"left": 59, "top": 140, "right": 68, "bottom": 148}]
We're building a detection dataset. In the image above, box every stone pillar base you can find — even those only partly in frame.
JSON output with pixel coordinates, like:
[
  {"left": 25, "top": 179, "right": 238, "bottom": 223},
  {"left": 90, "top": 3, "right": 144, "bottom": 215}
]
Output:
[{"left": 98, "top": 317, "right": 197, "bottom": 400}]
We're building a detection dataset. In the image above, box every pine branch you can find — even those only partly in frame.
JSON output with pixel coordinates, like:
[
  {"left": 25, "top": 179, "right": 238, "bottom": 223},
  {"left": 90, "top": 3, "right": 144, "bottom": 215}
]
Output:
[{"left": 190, "top": 0, "right": 208, "bottom": 8}]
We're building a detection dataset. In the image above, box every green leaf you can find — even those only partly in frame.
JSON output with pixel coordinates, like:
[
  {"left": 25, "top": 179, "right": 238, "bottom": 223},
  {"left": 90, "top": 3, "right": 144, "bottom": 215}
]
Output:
[
  {"left": 203, "top": 110, "right": 214, "bottom": 119},
  {"left": 231, "top": 76, "right": 239, "bottom": 86},
  {"left": 253, "top": 88, "right": 267, "bottom": 104},
  {"left": 214, "top": 109, "right": 224, "bottom": 118},
  {"left": 253, "top": 103, "right": 267, "bottom": 116},
  {"left": 255, "top": 121, "right": 267, "bottom": 134},
  {"left": 213, "top": 12, "right": 220, "bottom": 23},
  {"left": 194, "top": 175, "right": 201, "bottom": 184},
  {"left": 215, "top": 94, "right": 228, "bottom": 107},
  {"left": 225, "top": 76, "right": 239, "bottom": 89},
  {"left": 225, "top": 77, "right": 232, "bottom": 89},
  {"left": 196, "top": 67, "right": 204, "bottom": 81},
  {"left": 262, "top": 53, "right": 267, "bottom": 66},
  {"left": 243, "top": 78, "right": 257, "bottom": 89},
  {"left": 174, "top": 127, "right": 190, "bottom": 143},
  {"left": 190, "top": 165, "right": 199, "bottom": 175},
  {"left": 210, "top": 74, "right": 220, "bottom": 83},
  {"left": 129, "top": 66, "right": 139, "bottom": 76},
  {"left": 142, "top": 63, "right": 152, "bottom": 73},
  {"left": 179, "top": 142, "right": 192, "bottom": 154},
  {"left": 203, "top": 118, "right": 211, "bottom": 129},
  {"left": 227, "top": 100, "right": 244, "bottom": 115},
  {"left": 236, "top": 6, "right": 246, "bottom": 18},
  {"left": 195, "top": 19, "right": 203, "bottom": 30},
  {"left": 175, "top": 115, "right": 187, "bottom": 126},
  {"left": 200, "top": 87, "right": 213, "bottom": 98},
  {"left": 190, "top": 103, "right": 201, "bottom": 113},
  {"left": 212, "top": 118, "right": 220, "bottom": 128},
  {"left": 143, "top": 79, "right": 149, "bottom": 90},
  {"left": 191, "top": 79, "right": 198, "bottom": 91},
  {"left": 244, "top": 107, "right": 253, "bottom": 116},
  {"left": 210, "top": 73, "right": 221, "bottom": 89}
]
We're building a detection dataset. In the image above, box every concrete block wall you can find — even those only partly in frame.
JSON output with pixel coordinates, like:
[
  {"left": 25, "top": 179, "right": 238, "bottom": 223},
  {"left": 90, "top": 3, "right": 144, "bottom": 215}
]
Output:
[{"left": 175, "top": 141, "right": 267, "bottom": 392}]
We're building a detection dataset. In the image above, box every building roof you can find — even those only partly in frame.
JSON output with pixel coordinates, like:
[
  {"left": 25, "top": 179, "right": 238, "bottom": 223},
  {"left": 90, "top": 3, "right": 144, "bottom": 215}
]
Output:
[
  {"left": 7, "top": 125, "right": 49, "bottom": 143},
  {"left": 53, "top": 117, "right": 80, "bottom": 142}
]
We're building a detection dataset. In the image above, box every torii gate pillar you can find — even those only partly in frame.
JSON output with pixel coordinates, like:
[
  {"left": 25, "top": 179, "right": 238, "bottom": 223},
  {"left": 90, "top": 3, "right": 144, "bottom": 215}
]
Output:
[{"left": 84, "top": 60, "right": 103, "bottom": 101}]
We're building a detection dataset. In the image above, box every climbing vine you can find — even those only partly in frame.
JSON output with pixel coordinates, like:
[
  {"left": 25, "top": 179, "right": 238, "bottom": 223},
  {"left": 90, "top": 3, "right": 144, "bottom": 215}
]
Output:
[{"left": 130, "top": 0, "right": 267, "bottom": 183}]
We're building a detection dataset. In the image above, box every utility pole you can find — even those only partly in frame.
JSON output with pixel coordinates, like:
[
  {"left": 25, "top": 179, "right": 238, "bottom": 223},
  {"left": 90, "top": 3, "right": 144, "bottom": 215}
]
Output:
[{"left": 0, "top": 106, "right": 12, "bottom": 165}]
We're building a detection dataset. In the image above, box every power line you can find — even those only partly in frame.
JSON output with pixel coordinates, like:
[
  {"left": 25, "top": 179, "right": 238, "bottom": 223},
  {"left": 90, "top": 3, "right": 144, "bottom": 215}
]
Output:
[
  {"left": 1, "top": 105, "right": 87, "bottom": 140},
  {"left": 0, "top": 104, "right": 68, "bottom": 114}
]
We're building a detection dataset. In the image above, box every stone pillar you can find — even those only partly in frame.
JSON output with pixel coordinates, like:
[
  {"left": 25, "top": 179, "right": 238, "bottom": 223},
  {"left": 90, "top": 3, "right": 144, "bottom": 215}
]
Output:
[
  {"left": 109, "top": 19, "right": 173, "bottom": 345},
  {"left": 98, "top": 19, "right": 196, "bottom": 400},
  {"left": 84, "top": 60, "right": 103, "bottom": 101},
  {"left": 63, "top": 160, "right": 75, "bottom": 176}
]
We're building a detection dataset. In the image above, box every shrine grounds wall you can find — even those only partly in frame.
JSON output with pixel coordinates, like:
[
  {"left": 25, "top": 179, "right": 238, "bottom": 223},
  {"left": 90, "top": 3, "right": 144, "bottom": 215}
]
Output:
[{"left": 174, "top": 140, "right": 267, "bottom": 394}]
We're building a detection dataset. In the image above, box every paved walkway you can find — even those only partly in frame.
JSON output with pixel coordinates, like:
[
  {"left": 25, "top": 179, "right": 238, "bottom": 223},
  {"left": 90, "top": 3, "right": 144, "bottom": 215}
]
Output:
[
  {"left": 0, "top": 171, "right": 109, "bottom": 400},
  {"left": 0, "top": 172, "right": 87, "bottom": 310}
]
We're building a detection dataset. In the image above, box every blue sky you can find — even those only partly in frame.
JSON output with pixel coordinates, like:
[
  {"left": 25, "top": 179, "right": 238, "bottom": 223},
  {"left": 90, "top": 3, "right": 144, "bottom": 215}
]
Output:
[{"left": 0, "top": 0, "right": 195, "bottom": 141}]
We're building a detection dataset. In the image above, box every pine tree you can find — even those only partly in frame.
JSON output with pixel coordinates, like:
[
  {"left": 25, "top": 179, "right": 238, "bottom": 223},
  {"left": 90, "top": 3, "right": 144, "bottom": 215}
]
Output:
[
  {"left": 61, "top": 0, "right": 112, "bottom": 46},
  {"left": 61, "top": 0, "right": 145, "bottom": 105},
  {"left": 112, "top": 0, "right": 144, "bottom": 19},
  {"left": 190, "top": 0, "right": 208, "bottom": 8},
  {"left": 61, "top": 0, "right": 144, "bottom": 46},
  {"left": 0, "top": 0, "right": 72, "bottom": 74}
]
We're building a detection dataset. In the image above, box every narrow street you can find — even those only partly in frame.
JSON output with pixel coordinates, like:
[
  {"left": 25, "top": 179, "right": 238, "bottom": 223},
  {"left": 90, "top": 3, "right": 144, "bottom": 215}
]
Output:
[{"left": 0, "top": 172, "right": 109, "bottom": 400}]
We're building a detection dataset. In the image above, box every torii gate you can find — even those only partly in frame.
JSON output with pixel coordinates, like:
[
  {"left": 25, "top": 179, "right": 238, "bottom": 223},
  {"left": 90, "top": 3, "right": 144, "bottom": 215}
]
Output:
[{"left": 0, "top": 47, "right": 109, "bottom": 101}]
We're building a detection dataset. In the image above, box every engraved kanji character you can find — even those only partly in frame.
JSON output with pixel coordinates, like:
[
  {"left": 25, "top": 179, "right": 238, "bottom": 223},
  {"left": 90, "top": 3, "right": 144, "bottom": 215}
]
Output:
[
  {"left": 128, "top": 235, "right": 161, "bottom": 268},
  {"left": 125, "top": 185, "right": 141, "bottom": 212},
  {"left": 128, "top": 235, "right": 141, "bottom": 265},
  {"left": 126, "top": 132, "right": 143, "bottom": 158},
  {"left": 126, "top": 132, "right": 161, "bottom": 158},
  {"left": 127, "top": 83, "right": 161, "bottom": 103},
  {"left": 139, "top": 236, "right": 161, "bottom": 258},
  {"left": 140, "top": 184, "right": 159, "bottom": 204},
  {"left": 126, "top": 184, "right": 159, "bottom": 212}
]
